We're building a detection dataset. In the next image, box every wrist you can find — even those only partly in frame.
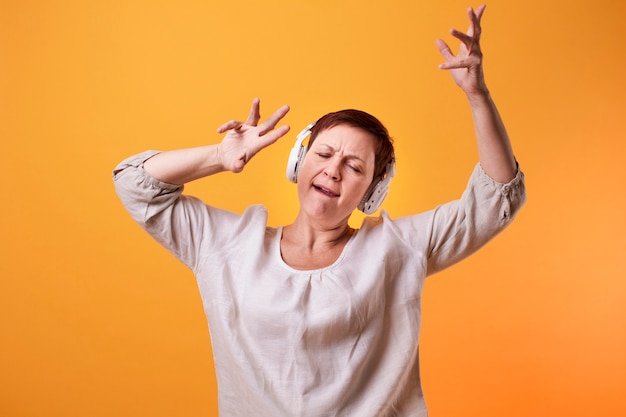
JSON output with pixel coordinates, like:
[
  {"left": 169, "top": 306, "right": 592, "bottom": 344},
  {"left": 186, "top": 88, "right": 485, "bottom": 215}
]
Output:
[
  {"left": 465, "top": 85, "right": 491, "bottom": 106},
  {"left": 205, "top": 144, "right": 227, "bottom": 174}
]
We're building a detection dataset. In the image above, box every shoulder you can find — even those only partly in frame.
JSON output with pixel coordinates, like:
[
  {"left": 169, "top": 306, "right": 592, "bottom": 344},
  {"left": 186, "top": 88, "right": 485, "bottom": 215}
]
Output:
[
  {"left": 213, "top": 204, "right": 274, "bottom": 247},
  {"left": 355, "top": 209, "right": 433, "bottom": 250},
  {"left": 199, "top": 203, "right": 270, "bottom": 234}
]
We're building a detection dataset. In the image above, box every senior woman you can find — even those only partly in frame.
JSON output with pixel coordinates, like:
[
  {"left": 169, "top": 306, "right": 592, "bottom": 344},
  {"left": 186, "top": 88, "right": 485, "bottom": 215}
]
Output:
[{"left": 113, "top": 5, "right": 525, "bottom": 416}]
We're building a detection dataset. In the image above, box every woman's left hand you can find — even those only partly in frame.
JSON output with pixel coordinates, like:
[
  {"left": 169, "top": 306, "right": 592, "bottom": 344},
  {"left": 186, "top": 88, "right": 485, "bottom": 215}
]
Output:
[{"left": 436, "top": 4, "right": 488, "bottom": 96}]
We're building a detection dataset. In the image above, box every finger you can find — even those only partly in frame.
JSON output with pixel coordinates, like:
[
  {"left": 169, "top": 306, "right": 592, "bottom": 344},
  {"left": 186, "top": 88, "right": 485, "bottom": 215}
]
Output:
[
  {"left": 245, "top": 97, "right": 261, "bottom": 126},
  {"left": 449, "top": 28, "right": 474, "bottom": 46},
  {"left": 467, "top": 5, "right": 485, "bottom": 39},
  {"left": 254, "top": 125, "right": 291, "bottom": 152},
  {"left": 437, "top": 38, "right": 465, "bottom": 70},
  {"left": 476, "top": 4, "right": 487, "bottom": 20},
  {"left": 466, "top": 7, "right": 476, "bottom": 37},
  {"left": 441, "top": 54, "right": 480, "bottom": 70},
  {"left": 257, "top": 104, "right": 290, "bottom": 136},
  {"left": 216, "top": 120, "right": 243, "bottom": 134},
  {"left": 449, "top": 28, "right": 481, "bottom": 57},
  {"left": 246, "top": 125, "right": 291, "bottom": 161},
  {"left": 262, "top": 124, "right": 291, "bottom": 145},
  {"left": 435, "top": 38, "right": 455, "bottom": 61}
]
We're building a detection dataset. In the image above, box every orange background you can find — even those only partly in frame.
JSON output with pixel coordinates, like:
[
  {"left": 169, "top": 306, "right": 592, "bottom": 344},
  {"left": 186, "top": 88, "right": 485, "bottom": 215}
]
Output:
[{"left": 1, "top": 0, "right": 625, "bottom": 416}]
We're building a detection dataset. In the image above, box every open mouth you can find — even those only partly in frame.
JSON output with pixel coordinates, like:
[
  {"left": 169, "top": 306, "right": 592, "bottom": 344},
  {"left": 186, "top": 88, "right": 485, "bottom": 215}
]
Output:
[{"left": 313, "top": 184, "right": 339, "bottom": 197}]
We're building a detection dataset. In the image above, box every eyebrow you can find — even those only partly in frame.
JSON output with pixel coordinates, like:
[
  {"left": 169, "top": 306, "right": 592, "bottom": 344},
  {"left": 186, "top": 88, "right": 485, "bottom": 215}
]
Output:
[{"left": 317, "top": 144, "right": 367, "bottom": 163}]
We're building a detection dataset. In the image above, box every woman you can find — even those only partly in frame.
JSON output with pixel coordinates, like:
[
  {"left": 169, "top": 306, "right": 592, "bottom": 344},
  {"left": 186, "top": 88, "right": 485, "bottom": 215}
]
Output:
[{"left": 113, "top": 5, "right": 525, "bottom": 416}]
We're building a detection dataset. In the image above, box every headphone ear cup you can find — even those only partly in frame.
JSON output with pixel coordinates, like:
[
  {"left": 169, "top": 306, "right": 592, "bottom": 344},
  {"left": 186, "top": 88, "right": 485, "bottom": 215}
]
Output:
[
  {"left": 358, "top": 155, "right": 396, "bottom": 214},
  {"left": 286, "top": 146, "right": 303, "bottom": 183},
  {"left": 286, "top": 122, "right": 316, "bottom": 183},
  {"left": 358, "top": 178, "right": 390, "bottom": 214}
]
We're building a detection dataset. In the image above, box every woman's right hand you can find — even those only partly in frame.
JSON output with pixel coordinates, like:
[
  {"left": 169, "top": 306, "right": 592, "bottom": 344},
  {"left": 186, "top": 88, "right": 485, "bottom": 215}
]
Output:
[
  {"left": 217, "top": 98, "right": 290, "bottom": 173},
  {"left": 142, "top": 99, "right": 290, "bottom": 184}
]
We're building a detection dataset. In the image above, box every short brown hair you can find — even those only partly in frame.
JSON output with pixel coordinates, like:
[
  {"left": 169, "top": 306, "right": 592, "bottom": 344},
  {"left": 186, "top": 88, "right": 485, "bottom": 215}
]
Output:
[{"left": 308, "top": 109, "right": 394, "bottom": 182}]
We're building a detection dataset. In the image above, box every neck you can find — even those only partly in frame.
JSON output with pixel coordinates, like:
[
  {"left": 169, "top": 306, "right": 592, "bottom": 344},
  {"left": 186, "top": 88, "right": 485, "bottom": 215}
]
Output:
[{"left": 283, "top": 213, "right": 354, "bottom": 251}]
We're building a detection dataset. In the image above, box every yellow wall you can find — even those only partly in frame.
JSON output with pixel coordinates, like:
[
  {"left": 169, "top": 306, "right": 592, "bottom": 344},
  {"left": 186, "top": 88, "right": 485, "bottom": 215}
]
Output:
[{"left": 2, "top": 0, "right": 625, "bottom": 416}]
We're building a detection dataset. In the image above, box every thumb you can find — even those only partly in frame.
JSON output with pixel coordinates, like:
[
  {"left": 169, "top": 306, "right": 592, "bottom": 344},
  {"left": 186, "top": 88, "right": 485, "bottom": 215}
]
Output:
[{"left": 231, "top": 151, "right": 247, "bottom": 173}]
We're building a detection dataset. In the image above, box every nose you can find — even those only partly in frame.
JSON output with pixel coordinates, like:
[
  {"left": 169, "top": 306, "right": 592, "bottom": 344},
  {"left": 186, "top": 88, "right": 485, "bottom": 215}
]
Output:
[{"left": 323, "top": 159, "right": 341, "bottom": 181}]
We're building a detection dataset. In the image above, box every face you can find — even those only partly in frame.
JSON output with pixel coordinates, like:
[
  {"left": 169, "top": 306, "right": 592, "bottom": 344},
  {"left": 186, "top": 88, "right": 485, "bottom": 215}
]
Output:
[{"left": 297, "top": 124, "right": 377, "bottom": 226}]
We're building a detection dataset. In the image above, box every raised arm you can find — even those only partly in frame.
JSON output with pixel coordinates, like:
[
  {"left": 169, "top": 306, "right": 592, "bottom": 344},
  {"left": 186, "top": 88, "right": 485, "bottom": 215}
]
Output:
[
  {"left": 143, "top": 98, "right": 290, "bottom": 184},
  {"left": 436, "top": 4, "right": 517, "bottom": 183}
]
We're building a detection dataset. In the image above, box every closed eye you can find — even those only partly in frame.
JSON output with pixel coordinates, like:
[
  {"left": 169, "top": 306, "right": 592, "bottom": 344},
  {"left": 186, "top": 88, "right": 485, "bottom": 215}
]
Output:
[{"left": 347, "top": 164, "right": 362, "bottom": 173}]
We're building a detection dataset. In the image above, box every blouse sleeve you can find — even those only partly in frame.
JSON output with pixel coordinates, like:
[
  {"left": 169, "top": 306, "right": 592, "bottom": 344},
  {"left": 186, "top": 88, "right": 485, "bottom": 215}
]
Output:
[
  {"left": 392, "top": 163, "right": 526, "bottom": 277},
  {"left": 425, "top": 163, "right": 526, "bottom": 275},
  {"left": 112, "top": 150, "right": 241, "bottom": 270}
]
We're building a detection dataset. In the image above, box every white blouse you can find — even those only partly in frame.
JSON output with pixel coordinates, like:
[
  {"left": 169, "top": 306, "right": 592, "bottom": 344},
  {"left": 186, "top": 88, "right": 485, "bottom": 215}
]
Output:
[{"left": 113, "top": 151, "right": 526, "bottom": 416}]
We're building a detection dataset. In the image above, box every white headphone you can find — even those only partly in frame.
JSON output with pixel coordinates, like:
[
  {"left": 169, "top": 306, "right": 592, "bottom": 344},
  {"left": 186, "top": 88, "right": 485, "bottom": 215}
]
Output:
[{"left": 286, "top": 122, "right": 395, "bottom": 215}]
